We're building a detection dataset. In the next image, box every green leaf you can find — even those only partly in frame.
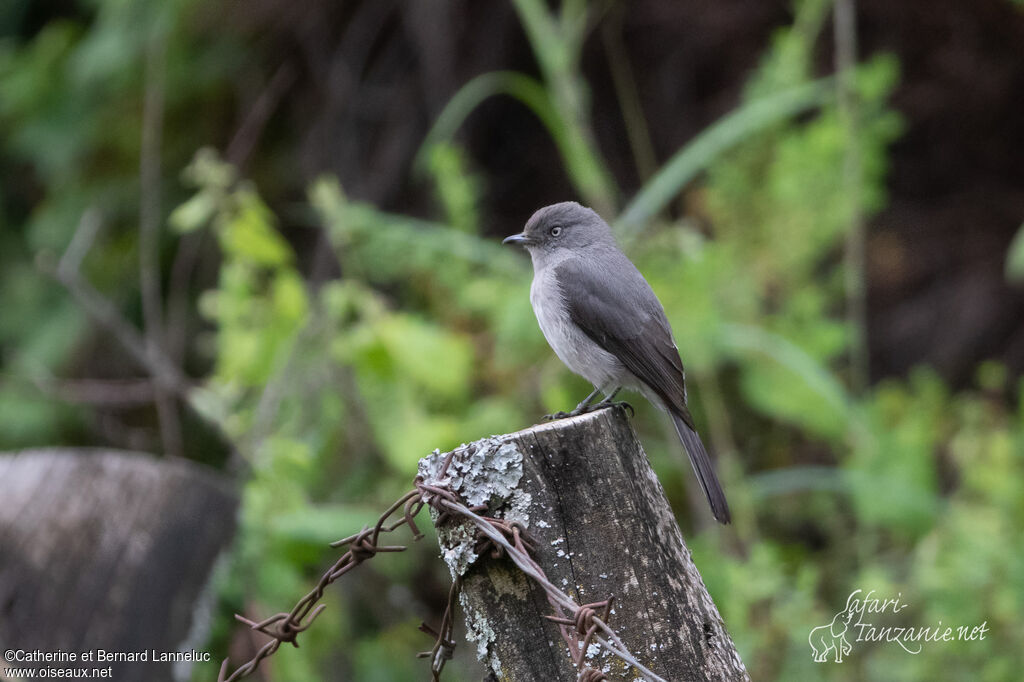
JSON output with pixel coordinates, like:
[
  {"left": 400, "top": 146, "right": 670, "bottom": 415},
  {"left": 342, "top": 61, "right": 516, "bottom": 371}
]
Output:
[
  {"left": 220, "top": 188, "right": 290, "bottom": 266},
  {"left": 1005, "top": 223, "right": 1024, "bottom": 283},
  {"left": 168, "top": 188, "right": 217, "bottom": 233},
  {"left": 416, "top": 70, "right": 559, "bottom": 171},
  {"left": 425, "top": 142, "right": 481, "bottom": 233},
  {"left": 617, "top": 79, "right": 834, "bottom": 235}
]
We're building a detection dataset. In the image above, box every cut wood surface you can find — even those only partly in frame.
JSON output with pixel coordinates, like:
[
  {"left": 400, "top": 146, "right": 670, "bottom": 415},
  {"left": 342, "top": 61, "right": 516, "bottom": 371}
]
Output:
[
  {"left": 419, "top": 406, "right": 748, "bottom": 681},
  {"left": 0, "top": 449, "right": 237, "bottom": 682}
]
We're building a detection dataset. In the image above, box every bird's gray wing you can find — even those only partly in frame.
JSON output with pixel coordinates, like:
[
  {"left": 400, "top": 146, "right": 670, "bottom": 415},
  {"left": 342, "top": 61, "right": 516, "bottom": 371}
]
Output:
[
  {"left": 556, "top": 257, "right": 731, "bottom": 523},
  {"left": 555, "top": 257, "right": 694, "bottom": 427}
]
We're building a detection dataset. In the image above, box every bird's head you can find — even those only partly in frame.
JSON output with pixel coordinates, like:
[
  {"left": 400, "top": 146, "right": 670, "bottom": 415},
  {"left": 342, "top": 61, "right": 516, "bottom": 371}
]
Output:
[{"left": 503, "top": 201, "right": 614, "bottom": 258}]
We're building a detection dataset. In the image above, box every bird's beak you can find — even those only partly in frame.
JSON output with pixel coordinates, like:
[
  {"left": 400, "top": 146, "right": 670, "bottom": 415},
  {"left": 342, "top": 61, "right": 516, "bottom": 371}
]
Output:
[{"left": 502, "top": 233, "right": 533, "bottom": 246}]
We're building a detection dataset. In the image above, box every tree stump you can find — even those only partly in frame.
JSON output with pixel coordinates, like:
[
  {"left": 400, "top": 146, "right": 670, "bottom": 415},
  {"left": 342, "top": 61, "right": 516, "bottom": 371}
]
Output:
[
  {"left": 419, "top": 406, "right": 748, "bottom": 681},
  {"left": 0, "top": 449, "right": 237, "bottom": 682}
]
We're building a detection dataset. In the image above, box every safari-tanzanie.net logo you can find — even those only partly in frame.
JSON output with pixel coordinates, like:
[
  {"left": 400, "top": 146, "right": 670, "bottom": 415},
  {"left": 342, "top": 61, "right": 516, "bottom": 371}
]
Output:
[{"left": 808, "top": 589, "right": 989, "bottom": 663}]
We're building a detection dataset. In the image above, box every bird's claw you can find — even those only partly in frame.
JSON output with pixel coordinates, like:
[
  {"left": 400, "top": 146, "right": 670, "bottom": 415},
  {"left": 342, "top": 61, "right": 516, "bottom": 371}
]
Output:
[
  {"left": 542, "top": 410, "right": 572, "bottom": 421},
  {"left": 600, "top": 400, "right": 634, "bottom": 417}
]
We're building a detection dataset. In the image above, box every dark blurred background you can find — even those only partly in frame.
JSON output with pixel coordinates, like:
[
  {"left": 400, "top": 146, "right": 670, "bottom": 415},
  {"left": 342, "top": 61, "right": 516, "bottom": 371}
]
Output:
[{"left": 2, "top": 1, "right": 1023, "bottom": 680}]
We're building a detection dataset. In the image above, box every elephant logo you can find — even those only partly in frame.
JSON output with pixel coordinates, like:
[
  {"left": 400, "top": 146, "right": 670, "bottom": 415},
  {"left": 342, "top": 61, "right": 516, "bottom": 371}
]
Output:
[{"left": 808, "top": 592, "right": 859, "bottom": 663}]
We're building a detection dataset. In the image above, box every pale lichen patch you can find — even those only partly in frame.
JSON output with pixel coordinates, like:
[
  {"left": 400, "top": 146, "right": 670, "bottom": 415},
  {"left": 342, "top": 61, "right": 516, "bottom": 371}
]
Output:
[
  {"left": 419, "top": 438, "right": 533, "bottom": 577},
  {"left": 435, "top": 519, "right": 479, "bottom": 579},
  {"left": 459, "top": 590, "right": 501, "bottom": 677}
]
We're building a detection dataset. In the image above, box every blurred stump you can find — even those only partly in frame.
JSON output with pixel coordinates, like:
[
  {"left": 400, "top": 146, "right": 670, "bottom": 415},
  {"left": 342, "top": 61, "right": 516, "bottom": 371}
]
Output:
[
  {"left": 0, "top": 449, "right": 237, "bottom": 682},
  {"left": 421, "top": 407, "right": 747, "bottom": 681}
]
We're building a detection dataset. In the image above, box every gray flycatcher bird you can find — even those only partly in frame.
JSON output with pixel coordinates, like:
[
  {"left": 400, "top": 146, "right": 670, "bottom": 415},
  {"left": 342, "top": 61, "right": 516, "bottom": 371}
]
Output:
[{"left": 503, "top": 201, "right": 731, "bottom": 524}]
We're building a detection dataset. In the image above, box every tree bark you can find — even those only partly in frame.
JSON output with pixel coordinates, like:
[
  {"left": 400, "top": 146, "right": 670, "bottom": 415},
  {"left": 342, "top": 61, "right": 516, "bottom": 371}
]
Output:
[
  {"left": 0, "top": 449, "right": 237, "bottom": 682},
  {"left": 419, "top": 406, "right": 748, "bottom": 681}
]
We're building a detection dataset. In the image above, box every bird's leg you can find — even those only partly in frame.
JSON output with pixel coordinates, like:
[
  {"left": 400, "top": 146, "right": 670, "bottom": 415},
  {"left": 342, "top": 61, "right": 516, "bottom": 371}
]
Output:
[
  {"left": 570, "top": 385, "right": 604, "bottom": 415},
  {"left": 593, "top": 387, "right": 634, "bottom": 416},
  {"left": 543, "top": 385, "right": 603, "bottom": 421}
]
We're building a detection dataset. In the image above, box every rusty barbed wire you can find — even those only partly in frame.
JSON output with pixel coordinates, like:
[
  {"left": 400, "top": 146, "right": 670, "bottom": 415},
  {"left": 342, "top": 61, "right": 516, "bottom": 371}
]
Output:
[
  {"left": 579, "top": 668, "right": 608, "bottom": 681},
  {"left": 545, "top": 599, "right": 615, "bottom": 668},
  {"left": 417, "top": 575, "right": 462, "bottom": 681},
  {"left": 217, "top": 447, "right": 666, "bottom": 682},
  {"left": 216, "top": 488, "right": 427, "bottom": 682}
]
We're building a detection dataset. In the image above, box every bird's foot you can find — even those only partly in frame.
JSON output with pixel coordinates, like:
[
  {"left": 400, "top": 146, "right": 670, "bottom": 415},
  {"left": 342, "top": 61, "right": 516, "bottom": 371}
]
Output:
[
  {"left": 542, "top": 404, "right": 593, "bottom": 421},
  {"left": 542, "top": 398, "right": 601, "bottom": 421},
  {"left": 597, "top": 400, "right": 634, "bottom": 417},
  {"left": 543, "top": 399, "right": 632, "bottom": 421}
]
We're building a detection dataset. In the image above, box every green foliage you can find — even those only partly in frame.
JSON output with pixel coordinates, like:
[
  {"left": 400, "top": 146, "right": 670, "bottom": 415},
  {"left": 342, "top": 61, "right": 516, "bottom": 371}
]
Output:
[
  {"left": 419, "top": 0, "right": 615, "bottom": 215},
  {"left": 0, "top": 0, "right": 244, "bottom": 448},
  {"left": 425, "top": 142, "right": 482, "bottom": 234},
  {"left": 2, "top": 2, "right": 1021, "bottom": 681},
  {"left": 171, "top": 151, "right": 308, "bottom": 404},
  {"left": 649, "top": 7, "right": 1022, "bottom": 679},
  {"left": 172, "top": 151, "right": 539, "bottom": 680},
  {"left": 617, "top": 79, "right": 835, "bottom": 235}
]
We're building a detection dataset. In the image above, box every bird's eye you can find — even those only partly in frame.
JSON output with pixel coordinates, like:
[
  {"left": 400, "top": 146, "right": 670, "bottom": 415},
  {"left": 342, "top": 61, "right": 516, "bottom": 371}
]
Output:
[{"left": 550, "top": 226, "right": 562, "bottom": 237}]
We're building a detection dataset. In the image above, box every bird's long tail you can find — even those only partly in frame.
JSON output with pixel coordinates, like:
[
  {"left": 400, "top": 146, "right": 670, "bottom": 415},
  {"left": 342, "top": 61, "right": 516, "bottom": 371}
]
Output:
[{"left": 671, "top": 413, "right": 731, "bottom": 524}]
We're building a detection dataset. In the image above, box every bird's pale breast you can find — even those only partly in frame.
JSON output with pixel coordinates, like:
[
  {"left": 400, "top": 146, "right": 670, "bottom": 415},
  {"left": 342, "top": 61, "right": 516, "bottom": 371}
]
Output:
[{"left": 530, "top": 266, "right": 624, "bottom": 390}]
